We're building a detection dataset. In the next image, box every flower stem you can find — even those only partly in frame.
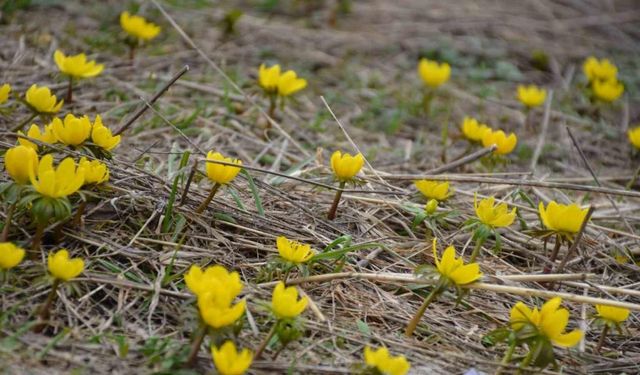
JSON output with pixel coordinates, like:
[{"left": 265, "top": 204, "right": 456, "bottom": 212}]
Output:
[
  {"left": 254, "top": 321, "right": 278, "bottom": 359},
  {"left": 33, "top": 278, "right": 60, "bottom": 333},
  {"left": 65, "top": 77, "right": 73, "bottom": 103},
  {"left": 31, "top": 222, "right": 47, "bottom": 253},
  {"left": 327, "top": 181, "right": 346, "bottom": 220},
  {"left": 626, "top": 164, "right": 640, "bottom": 190},
  {"left": 129, "top": 45, "right": 136, "bottom": 63},
  {"left": 495, "top": 339, "right": 517, "bottom": 375},
  {"left": 184, "top": 322, "right": 207, "bottom": 368},
  {"left": 267, "top": 96, "right": 277, "bottom": 121},
  {"left": 596, "top": 325, "right": 609, "bottom": 353},
  {"left": 404, "top": 288, "right": 440, "bottom": 337},
  {"left": 72, "top": 201, "right": 87, "bottom": 227},
  {"left": 1, "top": 201, "right": 17, "bottom": 242},
  {"left": 469, "top": 236, "right": 486, "bottom": 263},
  {"left": 422, "top": 89, "right": 434, "bottom": 117},
  {"left": 544, "top": 234, "right": 562, "bottom": 273},
  {"left": 517, "top": 339, "right": 542, "bottom": 375},
  {"left": 11, "top": 112, "right": 38, "bottom": 132},
  {"left": 195, "top": 183, "right": 221, "bottom": 214}
]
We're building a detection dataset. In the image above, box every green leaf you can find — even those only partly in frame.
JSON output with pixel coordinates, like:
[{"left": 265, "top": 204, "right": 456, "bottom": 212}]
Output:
[
  {"left": 356, "top": 319, "right": 371, "bottom": 335},
  {"left": 241, "top": 169, "right": 264, "bottom": 217}
]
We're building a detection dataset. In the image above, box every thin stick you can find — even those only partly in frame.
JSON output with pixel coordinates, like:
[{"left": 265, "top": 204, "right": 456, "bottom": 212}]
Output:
[{"left": 529, "top": 90, "right": 553, "bottom": 172}]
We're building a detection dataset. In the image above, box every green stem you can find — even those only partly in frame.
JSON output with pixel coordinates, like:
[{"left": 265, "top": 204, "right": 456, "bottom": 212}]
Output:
[
  {"left": 517, "top": 339, "right": 543, "bottom": 375},
  {"left": 327, "top": 181, "right": 346, "bottom": 220},
  {"left": 195, "top": 183, "right": 221, "bottom": 214},
  {"left": 404, "top": 288, "right": 440, "bottom": 337},
  {"left": 254, "top": 321, "right": 278, "bottom": 359},
  {"left": 422, "top": 89, "right": 435, "bottom": 117},
  {"left": 184, "top": 322, "right": 207, "bottom": 367},
  {"left": 11, "top": 112, "right": 38, "bottom": 132},
  {"left": 596, "top": 325, "right": 609, "bottom": 353},
  {"left": 1, "top": 201, "right": 17, "bottom": 242},
  {"left": 544, "top": 234, "right": 562, "bottom": 273},
  {"left": 469, "top": 236, "right": 486, "bottom": 263},
  {"left": 33, "top": 278, "right": 61, "bottom": 333},
  {"left": 496, "top": 339, "right": 517, "bottom": 375},
  {"left": 626, "top": 164, "right": 640, "bottom": 190}
]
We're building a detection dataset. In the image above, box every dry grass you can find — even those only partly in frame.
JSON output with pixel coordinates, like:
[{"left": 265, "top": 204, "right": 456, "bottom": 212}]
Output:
[{"left": 1, "top": 0, "right": 639, "bottom": 374}]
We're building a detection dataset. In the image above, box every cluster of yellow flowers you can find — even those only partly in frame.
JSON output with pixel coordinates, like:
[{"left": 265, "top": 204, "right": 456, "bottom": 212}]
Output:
[
  {"left": 460, "top": 116, "right": 518, "bottom": 155},
  {"left": 583, "top": 56, "right": 624, "bottom": 103}
]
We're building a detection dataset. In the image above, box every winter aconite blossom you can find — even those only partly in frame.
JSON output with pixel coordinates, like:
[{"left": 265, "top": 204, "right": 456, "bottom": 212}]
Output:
[
  {"left": 25, "top": 84, "right": 63, "bottom": 115},
  {"left": 433, "top": 240, "right": 482, "bottom": 286},
  {"left": 583, "top": 57, "right": 618, "bottom": 82},
  {"left": 205, "top": 151, "right": 243, "bottom": 185},
  {"left": 91, "top": 115, "right": 121, "bottom": 151},
  {"left": 330, "top": 151, "right": 364, "bottom": 182},
  {"left": 592, "top": 79, "right": 624, "bottom": 102},
  {"left": 538, "top": 201, "right": 589, "bottom": 238},
  {"left": 277, "top": 236, "right": 314, "bottom": 264},
  {"left": 363, "top": 346, "right": 410, "bottom": 375},
  {"left": 510, "top": 297, "right": 582, "bottom": 348},
  {"left": 29, "top": 155, "right": 84, "bottom": 199},
  {"left": 482, "top": 129, "right": 517, "bottom": 155},
  {"left": 5, "top": 145, "right": 39, "bottom": 185},
  {"left": 474, "top": 195, "right": 516, "bottom": 229},
  {"left": 461, "top": 117, "right": 490, "bottom": 143},
  {"left": 517, "top": 84, "right": 546, "bottom": 108},
  {"left": 48, "top": 249, "right": 84, "bottom": 281},
  {"left": 54, "top": 50, "right": 104, "bottom": 80},
  {"left": 0, "top": 83, "right": 11, "bottom": 104},
  {"left": 595, "top": 305, "right": 630, "bottom": 325},
  {"left": 198, "top": 290, "right": 247, "bottom": 329},
  {"left": 272, "top": 281, "right": 308, "bottom": 319},
  {"left": 79, "top": 157, "right": 109, "bottom": 185},
  {"left": 184, "top": 264, "right": 243, "bottom": 299},
  {"left": 258, "top": 64, "right": 307, "bottom": 98},
  {"left": 211, "top": 341, "right": 253, "bottom": 375},
  {"left": 414, "top": 180, "right": 451, "bottom": 201},
  {"left": 628, "top": 126, "right": 640, "bottom": 149},
  {"left": 51, "top": 114, "right": 92, "bottom": 146},
  {"left": 18, "top": 123, "right": 57, "bottom": 150},
  {"left": 417, "top": 58, "right": 450, "bottom": 88},
  {"left": 120, "top": 11, "right": 161, "bottom": 42},
  {"left": 0, "top": 242, "right": 26, "bottom": 270}
]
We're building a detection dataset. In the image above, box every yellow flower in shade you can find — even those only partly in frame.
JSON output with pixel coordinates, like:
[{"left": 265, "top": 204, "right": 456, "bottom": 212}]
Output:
[
  {"left": 18, "top": 123, "right": 57, "bottom": 150},
  {"left": 517, "top": 84, "right": 546, "bottom": 108},
  {"left": 592, "top": 79, "right": 624, "bottom": 102},
  {"left": 364, "top": 346, "right": 410, "bottom": 375},
  {"left": 47, "top": 249, "right": 84, "bottom": 281},
  {"left": 277, "top": 236, "right": 314, "bottom": 264},
  {"left": 120, "top": 11, "right": 161, "bottom": 41},
  {"left": 271, "top": 281, "right": 308, "bottom": 319},
  {"left": 474, "top": 194, "right": 516, "bottom": 228},
  {"left": 481, "top": 129, "right": 517, "bottom": 155},
  {"left": 91, "top": 115, "right": 121, "bottom": 151},
  {"left": 330, "top": 150, "right": 364, "bottom": 182},
  {"left": 432, "top": 239, "right": 481, "bottom": 286},
  {"left": 0, "top": 242, "right": 26, "bottom": 270},
  {"left": 258, "top": 64, "right": 281, "bottom": 93},
  {"left": 414, "top": 180, "right": 451, "bottom": 201},
  {"left": 461, "top": 117, "right": 491, "bottom": 142},
  {"left": 79, "top": 157, "right": 109, "bottom": 185},
  {"left": 25, "top": 84, "right": 63, "bottom": 114},
  {"left": 277, "top": 70, "right": 307, "bottom": 97},
  {"left": 0, "top": 83, "right": 11, "bottom": 104},
  {"left": 417, "top": 58, "right": 451, "bottom": 88},
  {"left": 595, "top": 305, "right": 630, "bottom": 325},
  {"left": 205, "top": 151, "right": 242, "bottom": 185},
  {"left": 198, "top": 290, "right": 246, "bottom": 329},
  {"left": 5, "top": 145, "right": 39, "bottom": 184},
  {"left": 51, "top": 114, "right": 92, "bottom": 146},
  {"left": 29, "top": 155, "right": 85, "bottom": 198},
  {"left": 53, "top": 50, "right": 104, "bottom": 79},
  {"left": 184, "top": 264, "right": 243, "bottom": 299},
  {"left": 628, "top": 126, "right": 640, "bottom": 149},
  {"left": 211, "top": 341, "right": 253, "bottom": 375},
  {"left": 583, "top": 57, "right": 617, "bottom": 82},
  {"left": 510, "top": 297, "right": 582, "bottom": 347},
  {"left": 538, "top": 201, "right": 589, "bottom": 237}
]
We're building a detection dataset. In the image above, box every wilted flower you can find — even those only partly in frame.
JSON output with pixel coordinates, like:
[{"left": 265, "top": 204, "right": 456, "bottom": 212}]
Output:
[
  {"left": 79, "top": 157, "right": 109, "bottom": 185},
  {"left": 17, "top": 123, "right": 57, "bottom": 150},
  {"left": 54, "top": 50, "right": 104, "bottom": 80},
  {"left": 211, "top": 341, "right": 253, "bottom": 375},
  {"left": 482, "top": 129, "right": 517, "bottom": 155},
  {"left": 91, "top": 115, "right": 121, "bottom": 151},
  {"left": 0, "top": 242, "right": 26, "bottom": 270},
  {"left": 417, "top": 58, "right": 450, "bottom": 88},
  {"left": 538, "top": 201, "right": 589, "bottom": 237},
  {"left": 628, "top": 126, "right": 640, "bottom": 149},
  {"left": 48, "top": 249, "right": 84, "bottom": 281},
  {"left": 5, "top": 145, "right": 39, "bottom": 184},
  {"left": 592, "top": 79, "right": 624, "bottom": 102},
  {"left": 461, "top": 117, "right": 491, "bottom": 142},
  {"left": 0, "top": 83, "right": 11, "bottom": 104},
  {"left": 25, "top": 84, "right": 63, "bottom": 114},
  {"left": 120, "top": 11, "right": 161, "bottom": 41},
  {"left": 510, "top": 297, "right": 582, "bottom": 348},
  {"left": 330, "top": 151, "right": 364, "bottom": 182},
  {"left": 271, "top": 281, "right": 308, "bottom": 319},
  {"left": 414, "top": 180, "right": 451, "bottom": 201},
  {"left": 363, "top": 346, "right": 410, "bottom": 375},
  {"left": 583, "top": 56, "right": 617, "bottom": 82},
  {"left": 29, "top": 155, "right": 84, "bottom": 199},
  {"left": 474, "top": 194, "right": 516, "bottom": 228},
  {"left": 51, "top": 114, "right": 92, "bottom": 146},
  {"left": 205, "top": 151, "right": 242, "bottom": 185},
  {"left": 277, "top": 236, "right": 314, "bottom": 264},
  {"left": 517, "top": 84, "right": 546, "bottom": 108}
]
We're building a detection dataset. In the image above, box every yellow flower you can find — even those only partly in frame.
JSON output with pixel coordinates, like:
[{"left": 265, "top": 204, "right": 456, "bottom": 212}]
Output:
[
  {"left": 184, "top": 264, "right": 243, "bottom": 299},
  {"left": 120, "top": 11, "right": 161, "bottom": 41},
  {"left": 432, "top": 239, "right": 481, "bottom": 286},
  {"left": 0, "top": 83, "right": 11, "bottom": 104},
  {"left": 258, "top": 64, "right": 307, "bottom": 97},
  {"left": 538, "top": 201, "right": 589, "bottom": 237},
  {"left": 628, "top": 126, "right": 640, "bottom": 149},
  {"left": 211, "top": 341, "right": 253, "bottom": 375},
  {"left": 417, "top": 58, "right": 450, "bottom": 88},
  {"left": 414, "top": 180, "right": 451, "bottom": 201},
  {"left": 461, "top": 117, "right": 491, "bottom": 142},
  {"left": 47, "top": 249, "right": 84, "bottom": 281},
  {"left": 79, "top": 157, "right": 109, "bottom": 185},
  {"left": 91, "top": 115, "right": 121, "bottom": 151},
  {"left": 330, "top": 150, "right": 364, "bottom": 182},
  {"left": 25, "top": 84, "right": 63, "bottom": 114},
  {"left": 0, "top": 242, "right": 26, "bottom": 270},
  {"left": 583, "top": 56, "right": 617, "bottom": 82},
  {"left": 17, "top": 123, "right": 57, "bottom": 150},
  {"left": 258, "top": 64, "right": 281, "bottom": 93},
  {"left": 53, "top": 50, "right": 104, "bottom": 79},
  {"left": 364, "top": 346, "right": 410, "bottom": 375},
  {"left": 510, "top": 297, "right": 582, "bottom": 347},
  {"left": 595, "top": 305, "right": 630, "bottom": 324},
  {"left": 205, "top": 151, "right": 242, "bottom": 185},
  {"left": 481, "top": 129, "right": 517, "bottom": 155},
  {"left": 198, "top": 291, "right": 246, "bottom": 329},
  {"left": 276, "top": 236, "right": 314, "bottom": 264},
  {"left": 592, "top": 79, "right": 624, "bottom": 102},
  {"left": 5, "top": 145, "right": 39, "bottom": 184},
  {"left": 29, "top": 154, "right": 85, "bottom": 198},
  {"left": 517, "top": 84, "right": 546, "bottom": 108},
  {"left": 474, "top": 194, "right": 516, "bottom": 228},
  {"left": 51, "top": 114, "right": 92, "bottom": 146},
  {"left": 271, "top": 281, "right": 308, "bottom": 319},
  {"left": 277, "top": 70, "right": 307, "bottom": 97}
]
